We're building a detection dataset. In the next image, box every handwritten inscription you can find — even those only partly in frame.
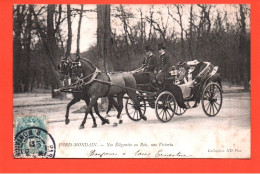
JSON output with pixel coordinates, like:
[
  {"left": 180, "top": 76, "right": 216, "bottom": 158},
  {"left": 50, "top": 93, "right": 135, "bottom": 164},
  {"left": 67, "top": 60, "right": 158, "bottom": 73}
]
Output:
[{"left": 59, "top": 142, "right": 191, "bottom": 158}]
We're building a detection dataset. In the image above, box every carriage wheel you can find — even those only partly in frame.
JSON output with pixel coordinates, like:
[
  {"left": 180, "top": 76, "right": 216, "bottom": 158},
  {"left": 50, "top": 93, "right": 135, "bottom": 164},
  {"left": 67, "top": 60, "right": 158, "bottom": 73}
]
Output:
[
  {"left": 125, "top": 99, "right": 146, "bottom": 121},
  {"left": 155, "top": 91, "right": 176, "bottom": 122},
  {"left": 175, "top": 104, "right": 186, "bottom": 116},
  {"left": 202, "top": 82, "right": 223, "bottom": 117}
]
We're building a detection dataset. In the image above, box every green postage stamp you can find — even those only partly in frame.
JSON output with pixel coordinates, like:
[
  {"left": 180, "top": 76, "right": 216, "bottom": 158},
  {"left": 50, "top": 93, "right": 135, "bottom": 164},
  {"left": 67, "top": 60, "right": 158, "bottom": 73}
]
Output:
[{"left": 13, "top": 116, "right": 56, "bottom": 158}]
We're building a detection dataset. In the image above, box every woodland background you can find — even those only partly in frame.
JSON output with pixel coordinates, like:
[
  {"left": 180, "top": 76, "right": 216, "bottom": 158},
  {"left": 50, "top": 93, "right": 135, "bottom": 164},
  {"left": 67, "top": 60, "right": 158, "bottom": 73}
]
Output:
[{"left": 13, "top": 4, "right": 250, "bottom": 97}]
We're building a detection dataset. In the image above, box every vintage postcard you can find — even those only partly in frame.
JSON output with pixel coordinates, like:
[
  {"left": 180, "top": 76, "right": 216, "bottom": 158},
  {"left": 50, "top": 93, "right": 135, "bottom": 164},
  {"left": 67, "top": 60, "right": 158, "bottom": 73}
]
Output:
[{"left": 13, "top": 4, "right": 250, "bottom": 158}]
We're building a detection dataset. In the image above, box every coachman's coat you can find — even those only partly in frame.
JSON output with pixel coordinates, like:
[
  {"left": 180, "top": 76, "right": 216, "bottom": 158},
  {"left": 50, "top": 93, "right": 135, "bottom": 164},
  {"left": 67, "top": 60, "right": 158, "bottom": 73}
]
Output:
[{"left": 142, "top": 54, "right": 157, "bottom": 72}]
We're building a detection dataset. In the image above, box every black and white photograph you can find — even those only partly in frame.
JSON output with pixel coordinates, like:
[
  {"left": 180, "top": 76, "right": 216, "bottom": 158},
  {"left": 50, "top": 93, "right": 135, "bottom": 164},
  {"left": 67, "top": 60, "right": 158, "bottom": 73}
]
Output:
[{"left": 13, "top": 4, "right": 250, "bottom": 158}]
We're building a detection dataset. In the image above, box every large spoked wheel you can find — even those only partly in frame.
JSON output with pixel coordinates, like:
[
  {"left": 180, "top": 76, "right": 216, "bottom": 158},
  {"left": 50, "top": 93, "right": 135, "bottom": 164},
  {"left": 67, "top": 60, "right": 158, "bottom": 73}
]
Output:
[
  {"left": 125, "top": 99, "right": 146, "bottom": 121},
  {"left": 155, "top": 91, "right": 176, "bottom": 122},
  {"left": 202, "top": 82, "right": 223, "bottom": 117},
  {"left": 175, "top": 104, "right": 187, "bottom": 116}
]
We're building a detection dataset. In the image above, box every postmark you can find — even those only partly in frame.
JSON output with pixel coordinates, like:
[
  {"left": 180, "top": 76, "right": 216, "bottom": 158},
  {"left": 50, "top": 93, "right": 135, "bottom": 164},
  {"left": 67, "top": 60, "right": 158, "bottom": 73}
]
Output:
[
  {"left": 14, "top": 127, "right": 56, "bottom": 158},
  {"left": 14, "top": 115, "right": 55, "bottom": 158}
]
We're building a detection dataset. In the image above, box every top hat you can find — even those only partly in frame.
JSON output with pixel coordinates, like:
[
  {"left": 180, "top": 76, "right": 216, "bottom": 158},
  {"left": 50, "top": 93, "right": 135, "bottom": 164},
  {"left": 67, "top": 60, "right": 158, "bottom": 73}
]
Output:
[
  {"left": 144, "top": 44, "right": 153, "bottom": 51},
  {"left": 158, "top": 43, "right": 166, "bottom": 50}
]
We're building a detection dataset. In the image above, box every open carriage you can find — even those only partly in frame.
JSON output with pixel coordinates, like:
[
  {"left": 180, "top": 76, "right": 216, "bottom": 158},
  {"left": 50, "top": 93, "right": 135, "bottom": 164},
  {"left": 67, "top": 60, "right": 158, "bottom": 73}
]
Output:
[{"left": 125, "top": 61, "right": 223, "bottom": 122}]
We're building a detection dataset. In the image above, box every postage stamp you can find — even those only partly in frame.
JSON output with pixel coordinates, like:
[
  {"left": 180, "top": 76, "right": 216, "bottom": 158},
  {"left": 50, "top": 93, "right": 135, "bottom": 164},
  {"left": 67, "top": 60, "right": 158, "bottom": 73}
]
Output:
[{"left": 13, "top": 116, "right": 56, "bottom": 158}]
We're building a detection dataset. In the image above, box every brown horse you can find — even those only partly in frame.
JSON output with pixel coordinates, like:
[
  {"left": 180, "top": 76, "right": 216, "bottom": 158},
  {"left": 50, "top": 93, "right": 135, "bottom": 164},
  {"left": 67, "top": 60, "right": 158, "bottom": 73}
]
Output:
[
  {"left": 59, "top": 58, "right": 147, "bottom": 129},
  {"left": 58, "top": 58, "right": 112, "bottom": 128}
]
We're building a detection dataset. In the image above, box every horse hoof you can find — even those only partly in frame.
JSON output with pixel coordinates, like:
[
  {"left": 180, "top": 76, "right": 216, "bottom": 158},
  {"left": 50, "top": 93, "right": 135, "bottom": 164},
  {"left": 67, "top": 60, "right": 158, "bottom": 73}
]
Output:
[
  {"left": 65, "top": 119, "right": 70, "bottom": 125},
  {"left": 102, "top": 119, "right": 110, "bottom": 125},
  {"left": 119, "top": 120, "right": 123, "bottom": 124},
  {"left": 113, "top": 123, "right": 118, "bottom": 127},
  {"left": 79, "top": 125, "right": 84, "bottom": 129},
  {"left": 142, "top": 116, "right": 147, "bottom": 121},
  {"left": 92, "top": 124, "right": 97, "bottom": 128}
]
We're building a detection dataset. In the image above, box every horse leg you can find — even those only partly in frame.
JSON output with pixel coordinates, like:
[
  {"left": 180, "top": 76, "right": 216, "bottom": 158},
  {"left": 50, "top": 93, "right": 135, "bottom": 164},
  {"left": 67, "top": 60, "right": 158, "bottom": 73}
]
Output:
[
  {"left": 65, "top": 97, "right": 80, "bottom": 125},
  {"left": 84, "top": 98, "right": 97, "bottom": 128},
  {"left": 105, "top": 96, "right": 113, "bottom": 117},
  {"left": 79, "top": 97, "right": 99, "bottom": 129},
  {"left": 113, "top": 93, "right": 124, "bottom": 127},
  {"left": 93, "top": 102, "right": 110, "bottom": 125},
  {"left": 106, "top": 96, "right": 120, "bottom": 117},
  {"left": 128, "top": 91, "right": 147, "bottom": 121}
]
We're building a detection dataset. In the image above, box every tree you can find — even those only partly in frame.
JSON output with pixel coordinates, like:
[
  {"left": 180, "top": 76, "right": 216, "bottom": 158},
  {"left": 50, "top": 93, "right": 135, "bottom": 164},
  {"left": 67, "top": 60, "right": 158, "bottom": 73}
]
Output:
[
  {"left": 13, "top": 5, "right": 26, "bottom": 93},
  {"left": 239, "top": 4, "right": 250, "bottom": 90},
  {"left": 168, "top": 5, "right": 186, "bottom": 58},
  {"left": 65, "top": 5, "right": 72, "bottom": 58},
  {"left": 32, "top": 5, "right": 63, "bottom": 98},
  {"left": 97, "top": 4, "right": 113, "bottom": 72},
  {"left": 76, "top": 5, "right": 84, "bottom": 58},
  {"left": 23, "top": 5, "right": 33, "bottom": 92}
]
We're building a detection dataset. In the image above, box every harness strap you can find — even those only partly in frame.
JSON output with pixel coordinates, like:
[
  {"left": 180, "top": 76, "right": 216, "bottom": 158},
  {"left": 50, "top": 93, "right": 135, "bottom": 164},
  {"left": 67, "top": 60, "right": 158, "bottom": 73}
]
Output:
[{"left": 81, "top": 68, "right": 101, "bottom": 85}]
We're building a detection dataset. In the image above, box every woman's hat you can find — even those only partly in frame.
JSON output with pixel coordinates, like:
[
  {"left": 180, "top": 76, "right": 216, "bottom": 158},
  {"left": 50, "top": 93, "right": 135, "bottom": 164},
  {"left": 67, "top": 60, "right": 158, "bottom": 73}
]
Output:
[
  {"left": 187, "top": 60, "right": 200, "bottom": 66},
  {"left": 177, "top": 61, "right": 185, "bottom": 67}
]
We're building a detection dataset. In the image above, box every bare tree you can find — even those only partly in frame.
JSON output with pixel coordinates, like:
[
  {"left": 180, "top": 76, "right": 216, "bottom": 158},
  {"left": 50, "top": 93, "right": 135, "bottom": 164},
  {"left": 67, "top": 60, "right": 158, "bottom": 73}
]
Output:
[
  {"left": 32, "top": 5, "right": 63, "bottom": 98},
  {"left": 168, "top": 5, "right": 186, "bottom": 58},
  {"left": 76, "top": 5, "right": 84, "bottom": 58},
  {"left": 239, "top": 4, "right": 250, "bottom": 90},
  {"left": 97, "top": 4, "right": 113, "bottom": 72},
  {"left": 13, "top": 5, "right": 26, "bottom": 92},
  {"left": 65, "top": 5, "right": 72, "bottom": 58},
  {"left": 24, "top": 5, "right": 33, "bottom": 92}
]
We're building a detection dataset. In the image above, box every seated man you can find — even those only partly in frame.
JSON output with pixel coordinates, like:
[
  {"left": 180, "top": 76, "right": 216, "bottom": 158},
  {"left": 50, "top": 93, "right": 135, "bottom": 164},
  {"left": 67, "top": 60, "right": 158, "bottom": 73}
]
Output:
[
  {"left": 142, "top": 44, "right": 157, "bottom": 72},
  {"left": 131, "top": 45, "right": 157, "bottom": 85},
  {"left": 178, "top": 60, "right": 200, "bottom": 99},
  {"left": 155, "top": 43, "right": 171, "bottom": 83}
]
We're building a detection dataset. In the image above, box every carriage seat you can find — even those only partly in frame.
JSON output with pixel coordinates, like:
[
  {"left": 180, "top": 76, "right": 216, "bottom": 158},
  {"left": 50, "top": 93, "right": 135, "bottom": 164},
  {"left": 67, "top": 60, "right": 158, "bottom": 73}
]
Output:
[{"left": 177, "top": 62, "right": 215, "bottom": 99}]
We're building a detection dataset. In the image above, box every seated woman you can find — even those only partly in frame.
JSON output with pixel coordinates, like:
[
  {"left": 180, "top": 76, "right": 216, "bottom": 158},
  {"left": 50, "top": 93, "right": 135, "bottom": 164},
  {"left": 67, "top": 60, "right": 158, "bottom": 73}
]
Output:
[{"left": 178, "top": 60, "right": 200, "bottom": 99}]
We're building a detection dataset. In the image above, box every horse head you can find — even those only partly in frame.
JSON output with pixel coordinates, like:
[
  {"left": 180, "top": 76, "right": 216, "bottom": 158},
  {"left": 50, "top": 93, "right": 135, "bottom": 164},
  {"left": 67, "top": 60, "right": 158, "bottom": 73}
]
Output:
[{"left": 57, "top": 58, "right": 72, "bottom": 81}]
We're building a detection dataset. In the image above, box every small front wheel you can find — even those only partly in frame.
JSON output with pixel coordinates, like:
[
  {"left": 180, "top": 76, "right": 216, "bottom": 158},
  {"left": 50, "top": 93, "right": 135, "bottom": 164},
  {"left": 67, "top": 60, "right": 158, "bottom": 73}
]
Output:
[
  {"left": 175, "top": 104, "right": 186, "bottom": 116},
  {"left": 125, "top": 99, "right": 146, "bottom": 121},
  {"left": 155, "top": 91, "right": 176, "bottom": 122}
]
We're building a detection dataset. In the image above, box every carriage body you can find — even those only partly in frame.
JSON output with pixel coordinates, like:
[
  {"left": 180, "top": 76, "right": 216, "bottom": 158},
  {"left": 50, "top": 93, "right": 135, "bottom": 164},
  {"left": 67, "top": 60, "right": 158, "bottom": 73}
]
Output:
[{"left": 125, "top": 62, "right": 223, "bottom": 122}]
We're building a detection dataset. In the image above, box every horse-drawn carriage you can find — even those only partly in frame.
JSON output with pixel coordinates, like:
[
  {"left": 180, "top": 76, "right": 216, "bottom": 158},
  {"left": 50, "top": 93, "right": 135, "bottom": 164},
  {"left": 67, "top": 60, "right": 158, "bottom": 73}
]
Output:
[
  {"left": 57, "top": 58, "right": 222, "bottom": 128},
  {"left": 125, "top": 61, "right": 223, "bottom": 122}
]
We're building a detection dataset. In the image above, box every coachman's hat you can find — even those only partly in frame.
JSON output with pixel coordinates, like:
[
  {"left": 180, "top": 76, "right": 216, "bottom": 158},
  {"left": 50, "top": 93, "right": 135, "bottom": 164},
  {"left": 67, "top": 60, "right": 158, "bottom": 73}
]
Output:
[
  {"left": 158, "top": 43, "right": 166, "bottom": 50},
  {"left": 144, "top": 44, "right": 153, "bottom": 51}
]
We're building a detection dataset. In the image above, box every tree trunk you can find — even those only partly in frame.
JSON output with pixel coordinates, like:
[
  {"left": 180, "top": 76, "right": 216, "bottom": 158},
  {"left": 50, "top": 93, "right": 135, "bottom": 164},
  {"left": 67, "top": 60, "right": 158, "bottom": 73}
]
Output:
[
  {"left": 188, "top": 4, "right": 193, "bottom": 59},
  {"left": 97, "top": 4, "right": 113, "bottom": 72},
  {"left": 239, "top": 5, "right": 249, "bottom": 90},
  {"left": 76, "top": 5, "right": 84, "bottom": 58},
  {"left": 33, "top": 5, "right": 65, "bottom": 98},
  {"left": 65, "top": 5, "right": 72, "bottom": 58},
  {"left": 24, "top": 5, "right": 33, "bottom": 92},
  {"left": 13, "top": 5, "right": 26, "bottom": 93}
]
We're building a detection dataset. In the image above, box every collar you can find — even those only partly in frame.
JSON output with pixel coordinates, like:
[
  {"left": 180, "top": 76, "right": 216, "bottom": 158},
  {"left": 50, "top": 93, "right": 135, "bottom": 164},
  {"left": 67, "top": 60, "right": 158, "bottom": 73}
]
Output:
[
  {"left": 160, "top": 52, "right": 166, "bottom": 56},
  {"left": 148, "top": 53, "right": 153, "bottom": 57}
]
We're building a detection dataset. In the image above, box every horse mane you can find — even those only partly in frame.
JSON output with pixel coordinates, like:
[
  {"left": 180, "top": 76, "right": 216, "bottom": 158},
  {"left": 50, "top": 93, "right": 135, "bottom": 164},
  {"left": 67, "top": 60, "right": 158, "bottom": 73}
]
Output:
[{"left": 79, "top": 58, "right": 96, "bottom": 71}]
